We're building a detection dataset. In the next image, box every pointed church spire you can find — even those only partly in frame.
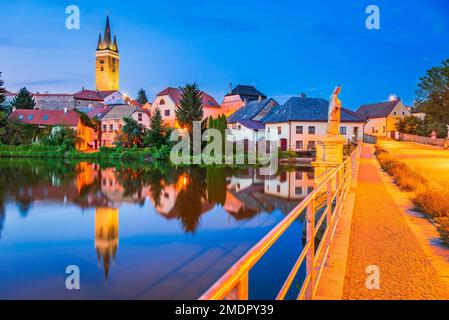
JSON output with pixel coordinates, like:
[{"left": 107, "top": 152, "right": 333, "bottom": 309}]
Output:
[
  {"left": 96, "top": 32, "right": 103, "bottom": 50},
  {"left": 112, "top": 34, "right": 118, "bottom": 53},
  {"left": 103, "top": 15, "right": 112, "bottom": 50}
]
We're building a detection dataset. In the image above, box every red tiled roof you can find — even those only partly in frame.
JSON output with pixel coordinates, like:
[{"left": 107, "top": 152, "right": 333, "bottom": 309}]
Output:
[
  {"left": 73, "top": 90, "right": 118, "bottom": 101},
  {"left": 128, "top": 99, "right": 143, "bottom": 108},
  {"left": 9, "top": 109, "right": 80, "bottom": 126},
  {"left": 87, "top": 106, "right": 112, "bottom": 119},
  {"left": 156, "top": 87, "right": 220, "bottom": 109}
]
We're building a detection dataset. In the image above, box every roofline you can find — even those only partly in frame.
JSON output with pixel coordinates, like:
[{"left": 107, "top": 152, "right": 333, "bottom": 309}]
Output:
[{"left": 263, "top": 119, "right": 366, "bottom": 124}]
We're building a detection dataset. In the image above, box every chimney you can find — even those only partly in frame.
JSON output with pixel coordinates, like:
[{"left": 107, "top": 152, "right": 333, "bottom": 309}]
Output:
[
  {"left": 12, "top": 106, "right": 16, "bottom": 112},
  {"left": 229, "top": 82, "right": 233, "bottom": 94},
  {"left": 244, "top": 98, "right": 248, "bottom": 106},
  {"left": 300, "top": 93, "right": 306, "bottom": 98},
  {"left": 258, "top": 95, "right": 263, "bottom": 103}
]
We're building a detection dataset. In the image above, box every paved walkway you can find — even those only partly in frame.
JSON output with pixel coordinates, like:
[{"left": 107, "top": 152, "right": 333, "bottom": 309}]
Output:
[{"left": 342, "top": 145, "right": 449, "bottom": 300}]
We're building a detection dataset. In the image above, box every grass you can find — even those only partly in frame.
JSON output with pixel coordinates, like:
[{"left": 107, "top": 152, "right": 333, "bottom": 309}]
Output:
[{"left": 375, "top": 146, "right": 449, "bottom": 246}]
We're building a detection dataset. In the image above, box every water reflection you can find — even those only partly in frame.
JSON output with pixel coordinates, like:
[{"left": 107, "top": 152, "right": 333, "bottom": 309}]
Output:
[{"left": 0, "top": 159, "right": 317, "bottom": 298}]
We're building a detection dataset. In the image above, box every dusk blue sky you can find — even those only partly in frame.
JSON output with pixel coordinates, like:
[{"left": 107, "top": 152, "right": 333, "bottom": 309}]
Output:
[{"left": 0, "top": 0, "right": 448, "bottom": 110}]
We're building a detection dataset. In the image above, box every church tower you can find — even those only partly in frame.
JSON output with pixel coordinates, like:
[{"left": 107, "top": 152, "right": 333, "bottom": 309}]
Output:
[{"left": 96, "top": 16, "right": 119, "bottom": 91}]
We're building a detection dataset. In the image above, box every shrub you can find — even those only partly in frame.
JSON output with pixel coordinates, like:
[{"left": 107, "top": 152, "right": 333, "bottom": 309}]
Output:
[{"left": 413, "top": 187, "right": 449, "bottom": 218}]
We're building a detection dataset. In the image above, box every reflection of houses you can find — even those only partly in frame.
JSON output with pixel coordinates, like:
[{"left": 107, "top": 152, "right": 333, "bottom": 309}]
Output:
[
  {"left": 264, "top": 169, "right": 315, "bottom": 200},
  {"left": 95, "top": 207, "right": 119, "bottom": 280}
]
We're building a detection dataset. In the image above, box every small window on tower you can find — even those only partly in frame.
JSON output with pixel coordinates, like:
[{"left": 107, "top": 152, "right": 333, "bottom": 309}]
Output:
[
  {"left": 101, "top": 67, "right": 104, "bottom": 72},
  {"left": 100, "top": 59, "right": 104, "bottom": 64}
]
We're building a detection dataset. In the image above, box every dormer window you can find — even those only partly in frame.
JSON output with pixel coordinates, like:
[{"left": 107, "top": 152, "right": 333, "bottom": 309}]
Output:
[{"left": 160, "top": 99, "right": 166, "bottom": 105}]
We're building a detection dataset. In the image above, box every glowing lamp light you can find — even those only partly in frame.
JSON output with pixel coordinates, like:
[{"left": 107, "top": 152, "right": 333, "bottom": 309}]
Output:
[{"left": 389, "top": 94, "right": 398, "bottom": 102}]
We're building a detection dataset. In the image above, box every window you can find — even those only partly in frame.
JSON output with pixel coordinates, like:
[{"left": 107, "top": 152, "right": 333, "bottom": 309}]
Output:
[
  {"left": 339, "top": 126, "right": 347, "bottom": 135},
  {"left": 277, "top": 185, "right": 281, "bottom": 193},
  {"left": 308, "top": 126, "right": 316, "bottom": 134},
  {"left": 295, "top": 187, "right": 303, "bottom": 195},
  {"left": 238, "top": 125, "right": 241, "bottom": 130},
  {"left": 394, "top": 111, "right": 397, "bottom": 115},
  {"left": 296, "top": 140, "right": 303, "bottom": 150},
  {"left": 138, "top": 113, "right": 143, "bottom": 121},
  {"left": 277, "top": 126, "right": 282, "bottom": 134},
  {"left": 308, "top": 141, "right": 316, "bottom": 150},
  {"left": 383, "top": 126, "right": 386, "bottom": 133},
  {"left": 296, "top": 126, "right": 303, "bottom": 134},
  {"left": 118, "top": 124, "right": 122, "bottom": 130},
  {"left": 100, "top": 59, "right": 104, "bottom": 64},
  {"left": 307, "top": 186, "right": 314, "bottom": 194},
  {"left": 109, "top": 124, "right": 114, "bottom": 131},
  {"left": 268, "top": 127, "right": 271, "bottom": 133},
  {"left": 160, "top": 99, "right": 166, "bottom": 105},
  {"left": 101, "top": 67, "right": 104, "bottom": 72},
  {"left": 18, "top": 115, "right": 24, "bottom": 120},
  {"left": 372, "top": 127, "right": 375, "bottom": 133},
  {"left": 43, "top": 115, "right": 49, "bottom": 121},
  {"left": 164, "top": 110, "right": 170, "bottom": 116},
  {"left": 102, "top": 125, "right": 107, "bottom": 131},
  {"left": 295, "top": 171, "right": 303, "bottom": 180},
  {"left": 27, "top": 115, "right": 33, "bottom": 120},
  {"left": 103, "top": 140, "right": 106, "bottom": 146}
]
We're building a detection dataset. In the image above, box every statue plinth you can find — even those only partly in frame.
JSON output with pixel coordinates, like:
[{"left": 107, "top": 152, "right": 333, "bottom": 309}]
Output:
[{"left": 311, "top": 134, "right": 346, "bottom": 186}]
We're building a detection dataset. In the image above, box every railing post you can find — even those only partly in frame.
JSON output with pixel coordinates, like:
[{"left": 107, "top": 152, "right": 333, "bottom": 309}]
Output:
[
  {"left": 305, "top": 199, "right": 315, "bottom": 299},
  {"left": 237, "top": 273, "right": 249, "bottom": 300},
  {"left": 326, "top": 179, "right": 333, "bottom": 261}
]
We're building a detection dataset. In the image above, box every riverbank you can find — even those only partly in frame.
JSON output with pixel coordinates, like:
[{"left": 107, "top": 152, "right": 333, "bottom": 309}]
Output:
[{"left": 0, "top": 144, "right": 289, "bottom": 169}]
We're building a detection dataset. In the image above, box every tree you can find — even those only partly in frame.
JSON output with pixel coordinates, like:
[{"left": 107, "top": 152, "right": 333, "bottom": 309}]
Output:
[
  {"left": 136, "top": 88, "right": 148, "bottom": 105},
  {"left": 176, "top": 83, "right": 203, "bottom": 134},
  {"left": 144, "top": 108, "right": 167, "bottom": 148},
  {"left": 11, "top": 87, "right": 36, "bottom": 110},
  {"left": 415, "top": 58, "right": 449, "bottom": 138},
  {"left": 0, "top": 72, "right": 7, "bottom": 108},
  {"left": 115, "top": 117, "right": 147, "bottom": 148}
]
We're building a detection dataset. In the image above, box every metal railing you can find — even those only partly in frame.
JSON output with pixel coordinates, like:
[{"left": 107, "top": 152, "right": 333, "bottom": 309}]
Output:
[{"left": 200, "top": 145, "right": 361, "bottom": 300}]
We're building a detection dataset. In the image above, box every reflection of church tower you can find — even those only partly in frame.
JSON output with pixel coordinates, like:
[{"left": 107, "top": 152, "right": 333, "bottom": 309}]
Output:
[
  {"left": 95, "top": 207, "right": 119, "bottom": 280},
  {"left": 96, "top": 16, "right": 120, "bottom": 91}
]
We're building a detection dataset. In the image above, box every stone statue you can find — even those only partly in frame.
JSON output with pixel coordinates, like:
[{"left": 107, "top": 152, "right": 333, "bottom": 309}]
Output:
[{"left": 326, "top": 86, "right": 342, "bottom": 136}]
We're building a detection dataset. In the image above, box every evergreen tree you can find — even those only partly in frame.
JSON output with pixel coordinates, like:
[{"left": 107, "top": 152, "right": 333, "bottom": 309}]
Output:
[
  {"left": 115, "top": 117, "right": 147, "bottom": 148},
  {"left": 136, "top": 88, "right": 148, "bottom": 105},
  {"left": 11, "top": 87, "right": 36, "bottom": 110},
  {"left": 0, "top": 72, "right": 7, "bottom": 108},
  {"left": 415, "top": 58, "right": 449, "bottom": 138},
  {"left": 144, "top": 108, "right": 167, "bottom": 148},
  {"left": 176, "top": 83, "right": 203, "bottom": 134}
]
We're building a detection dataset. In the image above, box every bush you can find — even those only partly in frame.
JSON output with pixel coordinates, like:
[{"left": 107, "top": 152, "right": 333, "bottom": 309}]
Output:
[
  {"left": 413, "top": 187, "right": 449, "bottom": 218},
  {"left": 376, "top": 147, "right": 427, "bottom": 192},
  {"left": 376, "top": 146, "right": 449, "bottom": 245}
]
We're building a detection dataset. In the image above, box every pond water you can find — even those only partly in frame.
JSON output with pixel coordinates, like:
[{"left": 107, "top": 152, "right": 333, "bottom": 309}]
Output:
[{"left": 0, "top": 159, "right": 317, "bottom": 299}]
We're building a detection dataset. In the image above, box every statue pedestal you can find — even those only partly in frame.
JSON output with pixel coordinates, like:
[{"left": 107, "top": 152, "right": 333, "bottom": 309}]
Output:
[{"left": 311, "top": 134, "right": 346, "bottom": 186}]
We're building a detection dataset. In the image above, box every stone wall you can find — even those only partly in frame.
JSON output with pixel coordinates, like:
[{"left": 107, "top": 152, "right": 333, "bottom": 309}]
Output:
[{"left": 399, "top": 133, "right": 446, "bottom": 147}]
